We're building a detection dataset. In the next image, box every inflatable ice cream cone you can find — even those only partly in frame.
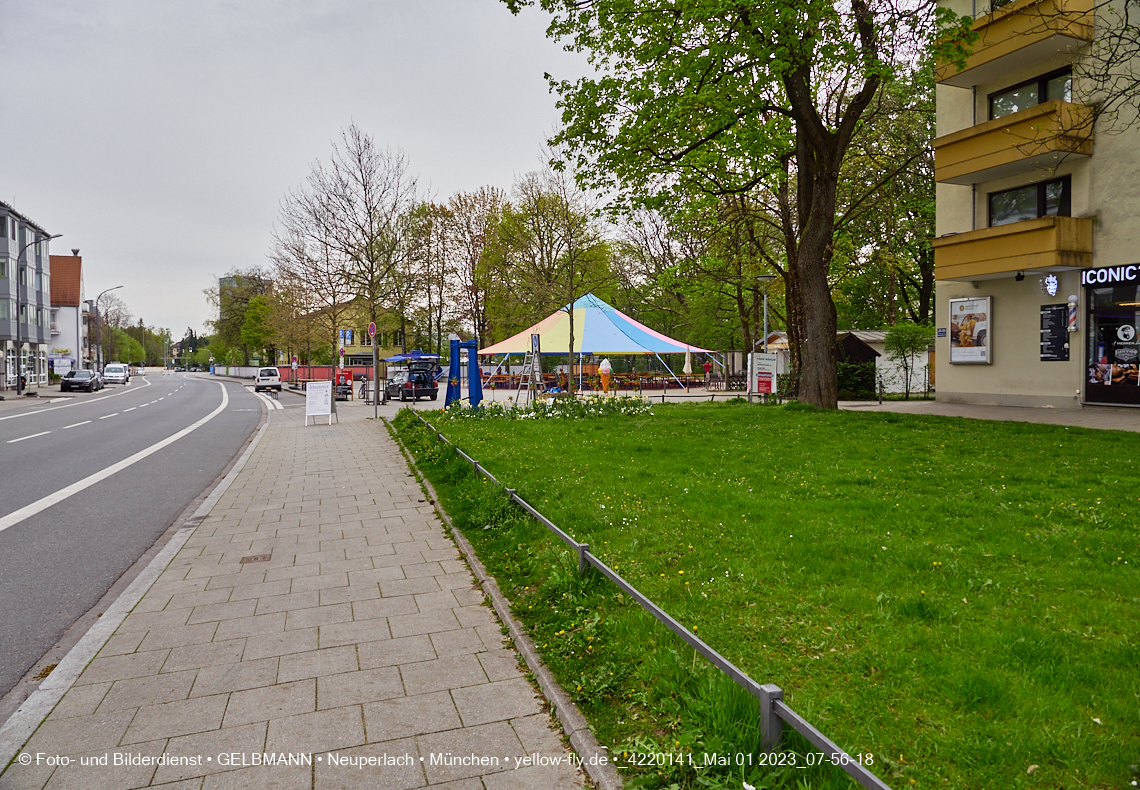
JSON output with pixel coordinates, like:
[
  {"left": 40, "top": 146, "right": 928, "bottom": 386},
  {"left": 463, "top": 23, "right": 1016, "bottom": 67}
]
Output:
[{"left": 599, "top": 358, "right": 612, "bottom": 394}]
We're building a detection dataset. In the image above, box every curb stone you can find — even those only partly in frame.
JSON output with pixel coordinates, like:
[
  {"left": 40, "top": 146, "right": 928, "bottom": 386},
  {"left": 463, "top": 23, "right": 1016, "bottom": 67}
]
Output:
[{"left": 386, "top": 417, "right": 623, "bottom": 790}]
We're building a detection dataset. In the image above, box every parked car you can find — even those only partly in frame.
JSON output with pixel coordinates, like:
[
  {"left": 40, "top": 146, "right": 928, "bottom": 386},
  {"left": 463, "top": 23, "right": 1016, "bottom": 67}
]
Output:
[
  {"left": 254, "top": 366, "right": 282, "bottom": 392},
  {"left": 61, "top": 369, "right": 103, "bottom": 392},
  {"left": 103, "top": 363, "right": 129, "bottom": 384},
  {"left": 385, "top": 362, "right": 438, "bottom": 401}
]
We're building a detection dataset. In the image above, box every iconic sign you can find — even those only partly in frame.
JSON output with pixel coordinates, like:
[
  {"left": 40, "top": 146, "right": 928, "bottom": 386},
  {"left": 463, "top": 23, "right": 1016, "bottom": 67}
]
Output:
[{"left": 1081, "top": 265, "right": 1139, "bottom": 286}]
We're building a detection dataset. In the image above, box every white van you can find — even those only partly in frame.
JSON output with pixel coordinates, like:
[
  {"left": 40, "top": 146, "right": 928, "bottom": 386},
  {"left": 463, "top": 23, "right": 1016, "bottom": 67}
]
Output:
[
  {"left": 103, "top": 363, "right": 129, "bottom": 385},
  {"left": 254, "top": 366, "right": 282, "bottom": 392}
]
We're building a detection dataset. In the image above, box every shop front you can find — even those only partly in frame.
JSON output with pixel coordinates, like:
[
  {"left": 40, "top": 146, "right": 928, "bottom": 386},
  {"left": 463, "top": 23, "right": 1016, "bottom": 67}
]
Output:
[{"left": 1083, "top": 265, "right": 1140, "bottom": 406}]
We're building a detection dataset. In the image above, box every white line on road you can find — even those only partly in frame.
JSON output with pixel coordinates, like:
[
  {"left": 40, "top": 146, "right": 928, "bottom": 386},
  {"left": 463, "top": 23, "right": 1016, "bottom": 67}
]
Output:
[
  {"left": 62, "top": 421, "right": 91, "bottom": 430},
  {"left": 0, "top": 382, "right": 231, "bottom": 536},
  {"left": 139, "top": 403, "right": 149, "bottom": 408},
  {"left": 0, "top": 377, "right": 154, "bottom": 422},
  {"left": 249, "top": 388, "right": 284, "bottom": 411},
  {"left": 6, "top": 431, "right": 50, "bottom": 444},
  {"left": 123, "top": 407, "right": 136, "bottom": 412},
  {"left": 99, "top": 413, "right": 118, "bottom": 420}
]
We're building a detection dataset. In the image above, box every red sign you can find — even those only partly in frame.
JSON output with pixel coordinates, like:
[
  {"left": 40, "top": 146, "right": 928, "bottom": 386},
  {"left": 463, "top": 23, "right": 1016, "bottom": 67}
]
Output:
[
  {"left": 755, "top": 373, "right": 774, "bottom": 394},
  {"left": 368, "top": 321, "right": 377, "bottom": 338}
]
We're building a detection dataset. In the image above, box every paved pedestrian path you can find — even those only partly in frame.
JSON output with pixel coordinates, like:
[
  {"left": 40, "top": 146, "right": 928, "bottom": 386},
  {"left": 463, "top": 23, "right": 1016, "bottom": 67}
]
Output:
[
  {"left": 0, "top": 405, "right": 585, "bottom": 790},
  {"left": 839, "top": 398, "right": 1140, "bottom": 432}
]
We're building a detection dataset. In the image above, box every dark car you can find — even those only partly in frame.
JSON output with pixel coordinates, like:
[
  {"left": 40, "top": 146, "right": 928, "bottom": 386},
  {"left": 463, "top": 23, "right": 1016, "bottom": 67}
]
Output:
[
  {"left": 385, "top": 362, "right": 439, "bottom": 402},
  {"left": 61, "top": 370, "right": 103, "bottom": 392}
]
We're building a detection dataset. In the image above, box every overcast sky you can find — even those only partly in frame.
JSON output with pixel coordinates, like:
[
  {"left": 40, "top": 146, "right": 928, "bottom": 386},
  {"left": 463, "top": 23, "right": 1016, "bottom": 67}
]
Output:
[{"left": 1, "top": 0, "right": 584, "bottom": 337}]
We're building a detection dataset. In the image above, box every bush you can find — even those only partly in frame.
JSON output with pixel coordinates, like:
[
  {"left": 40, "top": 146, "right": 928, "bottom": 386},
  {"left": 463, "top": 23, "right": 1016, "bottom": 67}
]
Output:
[{"left": 837, "top": 360, "right": 875, "bottom": 398}]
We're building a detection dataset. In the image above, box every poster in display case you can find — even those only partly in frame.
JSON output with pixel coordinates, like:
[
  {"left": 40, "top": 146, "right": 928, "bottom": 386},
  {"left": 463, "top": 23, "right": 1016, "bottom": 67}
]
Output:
[{"left": 949, "top": 297, "right": 992, "bottom": 364}]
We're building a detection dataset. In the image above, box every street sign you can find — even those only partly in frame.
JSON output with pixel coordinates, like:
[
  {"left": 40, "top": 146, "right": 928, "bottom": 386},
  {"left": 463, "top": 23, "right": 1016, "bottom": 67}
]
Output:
[
  {"left": 291, "top": 360, "right": 298, "bottom": 371},
  {"left": 752, "top": 352, "right": 778, "bottom": 374},
  {"left": 305, "top": 381, "right": 337, "bottom": 426},
  {"left": 755, "top": 373, "right": 774, "bottom": 394},
  {"left": 368, "top": 321, "right": 376, "bottom": 338}
]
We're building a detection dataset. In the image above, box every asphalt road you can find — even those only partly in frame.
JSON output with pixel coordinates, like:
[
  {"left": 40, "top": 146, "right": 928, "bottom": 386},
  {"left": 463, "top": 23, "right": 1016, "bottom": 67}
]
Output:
[{"left": 0, "top": 373, "right": 262, "bottom": 698}]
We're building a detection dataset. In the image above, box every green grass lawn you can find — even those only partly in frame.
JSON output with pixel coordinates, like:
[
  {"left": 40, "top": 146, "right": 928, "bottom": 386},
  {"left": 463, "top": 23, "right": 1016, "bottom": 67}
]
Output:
[{"left": 392, "top": 401, "right": 1139, "bottom": 790}]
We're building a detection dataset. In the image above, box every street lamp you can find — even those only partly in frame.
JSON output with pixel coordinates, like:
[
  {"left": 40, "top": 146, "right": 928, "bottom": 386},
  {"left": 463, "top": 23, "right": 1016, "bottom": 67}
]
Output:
[
  {"left": 94, "top": 285, "right": 124, "bottom": 374},
  {"left": 15, "top": 232, "right": 62, "bottom": 395}
]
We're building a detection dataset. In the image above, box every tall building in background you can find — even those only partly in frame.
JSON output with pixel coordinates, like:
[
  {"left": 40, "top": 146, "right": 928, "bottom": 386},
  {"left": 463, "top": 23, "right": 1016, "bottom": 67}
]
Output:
[
  {"left": 0, "top": 201, "right": 54, "bottom": 391},
  {"left": 933, "top": 0, "right": 1140, "bottom": 408},
  {"left": 49, "top": 251, "right": 89, "bottom": 374}
]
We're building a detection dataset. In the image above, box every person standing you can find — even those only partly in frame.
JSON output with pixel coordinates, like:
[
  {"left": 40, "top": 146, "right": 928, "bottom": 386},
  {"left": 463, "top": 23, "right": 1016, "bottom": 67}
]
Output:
[{"left": 703, "top": 360, "right": 713, "bottom": 387}]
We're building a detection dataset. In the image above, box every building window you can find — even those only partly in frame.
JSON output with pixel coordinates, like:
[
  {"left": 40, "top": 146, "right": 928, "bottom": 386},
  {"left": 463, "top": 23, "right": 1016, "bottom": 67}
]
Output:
[
  {"left": 989, "top": 176, "right": 1071, "bottom": 227},
  {"left": 0, "top": 256, "right": 6, "bottom": 278},
  {"left": 0, "top": 299, "right": 9, "bottom": 319},
  {"left": 989, "top": 69, "right": 1072, "bottom": 120},
  {"left": 35, "top": 271, "right": 42, "bottom": 292}
]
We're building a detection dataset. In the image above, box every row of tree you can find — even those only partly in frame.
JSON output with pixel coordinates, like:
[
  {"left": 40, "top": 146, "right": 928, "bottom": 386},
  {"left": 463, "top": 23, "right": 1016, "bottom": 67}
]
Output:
[
  {"left": 92, "top": 292, "right": 173, "bottom": 368},
  {"left": 210, "top": 110, "right": 936, "bottom": 391}
]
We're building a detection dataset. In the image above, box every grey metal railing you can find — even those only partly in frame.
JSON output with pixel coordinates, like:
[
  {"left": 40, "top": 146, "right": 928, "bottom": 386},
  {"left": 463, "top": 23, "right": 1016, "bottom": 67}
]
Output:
[{"left": 410, "top": 411, "right": 892, "bottom": 790}]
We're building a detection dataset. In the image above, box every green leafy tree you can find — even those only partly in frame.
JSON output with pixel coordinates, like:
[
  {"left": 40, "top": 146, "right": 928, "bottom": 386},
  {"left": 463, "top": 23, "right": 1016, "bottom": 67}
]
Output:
[
  {"left": 240, "top": 294, "right": 277, "bottom": 362},
  {"left": 205, "top": 269, "right": 272, "bottom": 365},
  {"left": 503, "top": 0, "right": 972, "bottom": 408},
  {"left": 884, "top": 321, "right": 935, "bottom": 399}
]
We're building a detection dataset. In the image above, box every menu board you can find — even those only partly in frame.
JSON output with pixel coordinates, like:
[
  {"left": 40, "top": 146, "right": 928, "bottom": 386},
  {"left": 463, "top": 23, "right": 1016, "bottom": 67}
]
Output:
[
  {"left": 949, "top": 297, "right": 992, "bottom": 364},
  {"left": 1040, "top": 304, "right": 1069, "bottom": 361}
]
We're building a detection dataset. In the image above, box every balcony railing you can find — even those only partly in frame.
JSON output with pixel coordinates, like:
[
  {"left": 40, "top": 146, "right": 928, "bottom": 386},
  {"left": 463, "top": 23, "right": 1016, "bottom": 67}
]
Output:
[
  {"left": 936, "top": 0, "right": 1093, "bottom": 88},
  {"left": 50, "top": 322, "right": 61, "bottom": 335},
  {"left": 934, "top": 100, "right": 1093, "bottom": 184},
  {"left": 933, "top": 215, "right": 1092, "bottom": 280}
]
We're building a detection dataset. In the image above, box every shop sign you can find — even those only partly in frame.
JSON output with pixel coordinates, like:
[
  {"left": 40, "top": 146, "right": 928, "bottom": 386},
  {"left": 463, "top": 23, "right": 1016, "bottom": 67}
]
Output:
[
  {"left": 1040, "top": 304, "right": 1069, "bottom": 362},
  {"left": 1081, "top": 264, "right": 1139, "bottom": 286}
]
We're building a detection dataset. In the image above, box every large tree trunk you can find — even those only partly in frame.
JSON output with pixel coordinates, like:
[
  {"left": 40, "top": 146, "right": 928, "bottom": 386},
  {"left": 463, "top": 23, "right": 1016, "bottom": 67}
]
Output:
[{"left": 793, "top": 153, "right": 840, "bottom": 409}]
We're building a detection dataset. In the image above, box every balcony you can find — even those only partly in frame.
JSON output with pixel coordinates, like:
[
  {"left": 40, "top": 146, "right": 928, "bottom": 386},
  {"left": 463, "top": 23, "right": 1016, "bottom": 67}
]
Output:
[
  {"left": 934, "top": 100, "right": 1093, "bottom": 184},
  {"left": 936, "top": 0, "right": 1093, "bottom": 88},
  {"left": 933, "top": 214, "right": 1092, "bottom": 280},
  {"left": 50, "top": 322, "right": 61, "bottom": 335}
]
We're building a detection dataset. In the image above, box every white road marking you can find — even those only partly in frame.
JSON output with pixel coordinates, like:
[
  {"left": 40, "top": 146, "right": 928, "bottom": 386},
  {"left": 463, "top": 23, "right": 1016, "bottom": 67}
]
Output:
[
  {"left": 6, "top": 431, "right": 50, "bottom": 444},
  {"left": 123, "top": 407, "right": 136, "bottom": 412},
  {"left": 248, "top": 388, "right": 284, "bottom": 411},
  {"left": 99, "top": 413, "right": 118, "bottom": 420},
  {"left": 0, "top": 377, "right": 154, "bottom": 422},
  {"left": 0, "top": 382, "right": 231, "bottom": 535},
  {"left": 139, "top": 403, "right": 149, "bottom": 408},
  {"left": 62, "top": 421, "right": 91, "bottom": 430}
]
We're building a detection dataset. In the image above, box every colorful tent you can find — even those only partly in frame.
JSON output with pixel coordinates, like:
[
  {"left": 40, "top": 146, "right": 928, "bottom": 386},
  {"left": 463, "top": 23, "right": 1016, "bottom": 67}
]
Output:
[{"left": 478, "top": 294, "right": 709, "bottom": 356}]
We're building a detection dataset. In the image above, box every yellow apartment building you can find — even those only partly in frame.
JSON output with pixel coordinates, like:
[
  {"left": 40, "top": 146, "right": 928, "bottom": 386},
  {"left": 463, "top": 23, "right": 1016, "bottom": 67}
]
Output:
[{"left": 934, "top": 0, "right": 1140, "bottom": 407}]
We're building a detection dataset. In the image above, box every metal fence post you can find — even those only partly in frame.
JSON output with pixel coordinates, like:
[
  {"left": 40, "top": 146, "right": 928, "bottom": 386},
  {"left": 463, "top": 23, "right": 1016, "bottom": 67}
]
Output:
[
  {"left": 759, "top": 684, "right": 784, "bottom": 752},
  {"left": 577, "top": 543, "right": 590, "bottom": 575}
]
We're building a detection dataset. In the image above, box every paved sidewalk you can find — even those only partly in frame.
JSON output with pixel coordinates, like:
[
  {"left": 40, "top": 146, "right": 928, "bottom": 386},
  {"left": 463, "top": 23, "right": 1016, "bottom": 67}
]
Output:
[
  {"left": 0, "top": 405, "right": 585, "bottom": 789},
  {"left": 839, "top": 398, "right": 1140, "bottom": 432}
]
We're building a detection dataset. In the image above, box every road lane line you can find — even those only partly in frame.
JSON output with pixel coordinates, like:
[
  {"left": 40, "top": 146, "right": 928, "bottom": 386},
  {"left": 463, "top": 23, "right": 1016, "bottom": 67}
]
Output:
[
  {"left": 249, "top": 388, "right": 284, "bottom": 411},
  {"left": 123, "top": 407, "right": 136, "bottom": 412},
  {"left": 99, "top": 413, "right": 119, "bottom": 419},
  {"left": 6, "top": 431, "right": 50, "bottom": 444},
  {"left": 62, "top": 421, "right": 91, "bottom": 430},
  {"left": 0, "top": 382, "right": 231, "bottom": 536},
  {"left": 0, "top": 377, "right": 154, "bottom": 422}
]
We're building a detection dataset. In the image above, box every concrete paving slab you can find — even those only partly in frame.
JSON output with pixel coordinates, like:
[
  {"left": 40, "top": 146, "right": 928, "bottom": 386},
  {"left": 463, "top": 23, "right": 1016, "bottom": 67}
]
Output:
[{"left": 0, "top": 404, "right": 586, "bottom": 790}]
